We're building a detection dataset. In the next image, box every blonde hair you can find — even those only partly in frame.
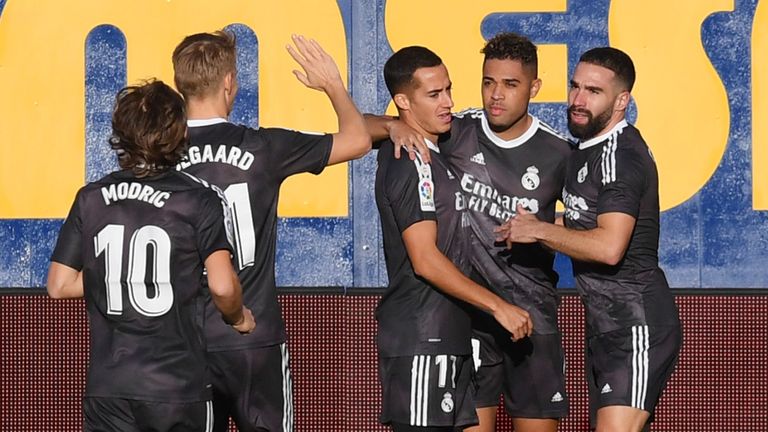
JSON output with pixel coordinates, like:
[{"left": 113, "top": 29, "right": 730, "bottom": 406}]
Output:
[{"left": 172, "top": 30, "right": 236, "bottom": 98}]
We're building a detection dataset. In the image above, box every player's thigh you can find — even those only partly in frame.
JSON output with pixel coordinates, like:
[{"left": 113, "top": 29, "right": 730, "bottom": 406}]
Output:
[
  {"left": 501, "top": 334, "right": 568, "bottom": 420},
  {"left": 83, "top": 397, "right": 139, "bottom": 432},
  {"left": 586, "top": 325, "right": 682, "bottom": 427},
  {"left": 83, "top": 397, "right": 213, "bottom": 432},
  {"left": 132, "top": 400, "right": 213, "bottom": 432},
  {"left": 207, "top": 343, "right": 292, "bottom": 432},
  {"left": 379, "top": 354, "right": 478, "bottom": 429},
  {"left": 471, "top": 329, "right": 504, "bottom": 409}
]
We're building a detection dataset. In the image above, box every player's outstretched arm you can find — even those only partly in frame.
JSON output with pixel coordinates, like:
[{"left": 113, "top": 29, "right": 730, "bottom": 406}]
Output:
[
  {"left": 286, "top": 34, "right": 371, "bottom": 165},
  {"left": 364, "top": 114, "right": 431, "bottom": 162},
  {"left": 46, "top": 262, "right": 84, "bottom": 299},
  {"left": 497, "top": 205, "right": 635, "bottom": 265},
  {"left": 205, "top": 250, "right": 255, "bottom": 334},
  {"left": 403, "top": 220, "right": 533, "bottom": 341}
]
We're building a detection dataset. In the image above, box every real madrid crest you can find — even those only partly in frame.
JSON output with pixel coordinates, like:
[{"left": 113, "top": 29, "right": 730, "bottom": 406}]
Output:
[
  {"left": 577, "top": 162, "right": 588, "bottom": 183},
  {"left": 521, "top": 166, "right": 540, "bottom": 191},
  {"left": 441, "top": 392, "right": 454, "bottom": 413}
]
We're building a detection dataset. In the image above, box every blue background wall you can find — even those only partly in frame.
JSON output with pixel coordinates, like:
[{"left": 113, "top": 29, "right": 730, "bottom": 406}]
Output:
[{"left": 1, "top": 0, "right": 766, "bottom": 290}]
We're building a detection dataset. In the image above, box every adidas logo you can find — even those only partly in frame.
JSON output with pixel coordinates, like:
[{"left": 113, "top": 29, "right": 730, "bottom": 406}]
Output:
[
  {"left": 601, "top": 383, "right": 612, "bottom": 394},
  {"left": 447, "top": 169, "right": 455, "bottom": 180},
  {"left": 550, "top": 392, "right": 563, "bottom": 403},
  {"left": 470, "top": 152, "right": 486, "bottom": 165}
]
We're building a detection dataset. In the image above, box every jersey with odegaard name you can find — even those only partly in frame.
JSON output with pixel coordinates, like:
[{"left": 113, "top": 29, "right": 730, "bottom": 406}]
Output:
[
  {"left": 440, "top": 109, "right": 573, "bottom": 335},
  {"left": 375, "top": 138, "right": 472, "bottom": 357},
  {"left": 51, "top": 169, "right": 232, "bottom": 403},
  {"left": 178, "top": 120, "right": 332, "bottom": 351},
  {"left": 562, "top": 120, "right": 679, "bottom": 335}
]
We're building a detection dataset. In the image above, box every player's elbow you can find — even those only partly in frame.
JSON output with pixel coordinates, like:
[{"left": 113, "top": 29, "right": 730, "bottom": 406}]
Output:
[
  {"left": 410, "top": 253, "right": 441, "bottom": 281},
  {"left": 599, "top": 244, "right": 627, "bottom": 266},
  {"left": 46, "top": 284, "right": 66, "bottom": 299},
  {"left": 209, "top": 277, "right": 239, "bottom": 302},
  {"left": 348, "top": 132, "right": 372, "bottom": 160}
]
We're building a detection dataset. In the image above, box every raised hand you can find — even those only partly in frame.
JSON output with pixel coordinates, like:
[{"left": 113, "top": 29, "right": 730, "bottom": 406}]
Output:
[{"left": 286, "top": 34, "right": 343, "bottom": 93}]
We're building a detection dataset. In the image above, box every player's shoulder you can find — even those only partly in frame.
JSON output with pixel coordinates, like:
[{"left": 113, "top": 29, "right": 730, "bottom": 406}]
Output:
[
  {"left": 530, "top": 116, "right": 575, "bottom": 154},
  {"left": 452, "top": 108, "right": 484, "bottom": 127},
  {"left": 173, "top": 171, "right": 226, "bottom": 198},
  {"left": 252, "top": 125, "right": 326, "bottom": 141},
  {"left": 613, "top": 123, "right": 653, "bottom": 159},
  {"left": 534, "top": 117, "right": 570, "bottom": 142},
  {"left": 377, "top": 139, "right": 429, "bottom": 179}
]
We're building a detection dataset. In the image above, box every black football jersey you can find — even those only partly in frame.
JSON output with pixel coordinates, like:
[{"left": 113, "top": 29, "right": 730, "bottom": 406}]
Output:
[
  {"left": 51, "top": 169, "right": 232, "bottom": 402},
  {"left": 562, "top": 120, "right": 680, "bottom": 335},
  {"left": 441, "top": 109, "right": 573, "bottom": 335},
  {"left": 178, "top": 119, "right": 332, "bottom": 351},
  {"left": 375, "top": 138, "right": 472, "bottom": 357}
]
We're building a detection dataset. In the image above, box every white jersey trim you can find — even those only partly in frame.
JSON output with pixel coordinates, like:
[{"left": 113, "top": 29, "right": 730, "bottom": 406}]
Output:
[
  {"left": 601, "top": 135, "right": 618, "bottom": 185},
  {"left": 187, "top": 118, "right": 229, "bottom": 127},
  {"left": 578, "top": 119, "right": 628, "bottom": 150},
  {"left": 424, "top": 138, "right": 440, "bottom": 153},
  {"left": 480, "top": 112, "right": 540, "bottom": 149}
]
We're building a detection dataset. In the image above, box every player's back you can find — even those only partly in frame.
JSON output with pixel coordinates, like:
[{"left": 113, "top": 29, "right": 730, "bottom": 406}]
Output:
[
  {"left": 178, "top": 120, "right": 333, "bottom": 351},
  {"left": 65, "top": 169, "right": 229, "bottom": 402}
]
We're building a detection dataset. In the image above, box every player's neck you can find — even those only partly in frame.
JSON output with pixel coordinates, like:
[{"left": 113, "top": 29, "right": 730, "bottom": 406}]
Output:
[
  {"left": 592, "top": 112, "right": 627, "bottom": 137},
  {"left": 491, "top": 113, "right": 532, "bottom": 141},
  {"left": 186, "top": 97, "right": 230, "bottom": 121}
]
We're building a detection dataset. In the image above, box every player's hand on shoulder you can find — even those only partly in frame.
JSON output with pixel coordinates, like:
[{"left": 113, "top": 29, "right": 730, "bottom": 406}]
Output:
[
  {"left": 286, "top": 34, "right": 343, "bottom": 93},
  {"left": 232, "top": 306, "right": 256, "bottom": 335},
  {"left": 389, "top": 120, "right": 430, "bottom": 163},
  {"left": 493, "top": 302, "right": 533, "bottom": 342}
]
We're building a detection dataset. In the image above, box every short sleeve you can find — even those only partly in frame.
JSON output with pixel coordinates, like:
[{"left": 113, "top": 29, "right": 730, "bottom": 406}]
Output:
[
  {"left": 51, "top": 190, "right": 85, "bottom": 270},
  {"left": 259, "top": 127, "right": 333, "bottom": 180},
  {"left": 596, "top": 147, "right": 646, "bottom": 218},
  {"left": 195, "top": 190, "right": 234, "bottom": 262},
  {"left": 385, "top": 154, "right": 438, "bottom": 233}
]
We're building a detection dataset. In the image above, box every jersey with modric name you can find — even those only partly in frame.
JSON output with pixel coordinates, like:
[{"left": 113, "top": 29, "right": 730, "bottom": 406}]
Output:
[
  {"left": 375, "top": 138, "right": 472, "bottom": 357},
  {"left": 562, "top": 120, "right": 679, "bottom": 336},
  {"left": 440, "top": 109, "right": 572, "bottom": 335},
  {"left": 178, "top": 119, "right": 333, "bottom": 351},
  {"left": 50, "top": 169, "right": 233, "bottom": 403}
]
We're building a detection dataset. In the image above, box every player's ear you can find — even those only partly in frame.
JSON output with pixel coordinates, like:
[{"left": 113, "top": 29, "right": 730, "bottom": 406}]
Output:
[
  {"left": 529, "top": 78, "right": 542, "bottom": 99},
  {"left": 223, "top": 72, "right": 235, "bottom": 95},
  {"left": 393, "top": 93, "right": 410, "bottom": 111},
  {"left": 614, "top": 90, "right": 630, "bottom": 111}
]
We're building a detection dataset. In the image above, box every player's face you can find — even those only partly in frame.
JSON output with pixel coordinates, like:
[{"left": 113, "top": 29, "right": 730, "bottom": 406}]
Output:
[
  {"left": 400, "top": 64, "right": 454, "bottom": 142},
  {"left": 481, "top": 58, "right": 540, "bottom": 140},
  {"left": 567, "top": 62, "right": 627, "bottom": 140}
]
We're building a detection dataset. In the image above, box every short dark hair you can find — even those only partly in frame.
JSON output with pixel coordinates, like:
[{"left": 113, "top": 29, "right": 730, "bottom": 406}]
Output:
[
  {"left": 579, "top": 47, "right": 636, "bottom": 92},
  {"left": 172, "top": 30, "right": 236, "bottom": 99},
  {"left": 383, "top": 46, "right": 443, "bottom": 97},
  {"left": 482, "top": 32, "right": 538, "bottom": 76},
  {"left": 110, "top": 80, "right": 187, "bottom": 177}
]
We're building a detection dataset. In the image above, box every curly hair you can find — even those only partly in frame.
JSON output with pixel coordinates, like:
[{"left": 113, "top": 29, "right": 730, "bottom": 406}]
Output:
[
  {"left": 481, "top": 32, "right": 538, "bottom": 76},
  {"left": 110, "top": 80, "right": 187, "bottom": 177},
  {"left": 172, "top": 30, "right": 236, "bottom": 99}
]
